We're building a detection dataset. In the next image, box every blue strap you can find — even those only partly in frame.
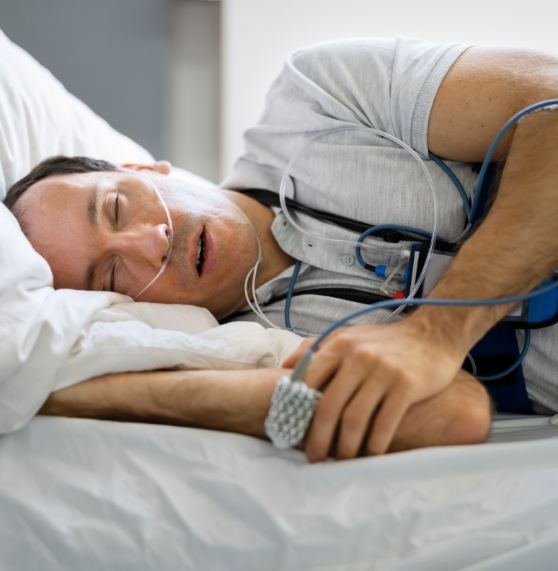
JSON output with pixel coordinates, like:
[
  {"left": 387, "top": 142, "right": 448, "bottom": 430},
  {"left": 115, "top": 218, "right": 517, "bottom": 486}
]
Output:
[
  {"left": 469, "top": 164, "right": 534, "bottom": 413},
  {"left": 470, "top": 329, "right": 535, "bottom": 414}
]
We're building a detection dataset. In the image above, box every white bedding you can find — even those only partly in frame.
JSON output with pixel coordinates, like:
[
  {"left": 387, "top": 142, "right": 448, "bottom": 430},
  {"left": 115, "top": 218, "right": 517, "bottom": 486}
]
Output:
[
  {"left": 4, "top": 27, "right": 558, "bottom": 570},
  {"left": 0, "top": 28, "right": 302, "bottom": 434},
  {"left": 1, "top": 415, "right": 558, "bottom": 571}
]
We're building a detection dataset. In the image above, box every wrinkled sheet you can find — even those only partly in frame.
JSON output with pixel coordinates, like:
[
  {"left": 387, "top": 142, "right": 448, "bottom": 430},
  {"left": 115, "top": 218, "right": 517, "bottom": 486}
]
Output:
[{"left": 1, "top": 415, "right": 558, "bottom": 571}]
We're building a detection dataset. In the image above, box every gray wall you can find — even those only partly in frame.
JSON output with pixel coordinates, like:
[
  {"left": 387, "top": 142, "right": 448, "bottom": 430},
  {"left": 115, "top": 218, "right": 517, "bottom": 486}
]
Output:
[
  {"left": 169, "top": 0, "right": 220, "bottom": 182},
  {"left": 0, "top": 0, "right": 169, "bottom": 159}
]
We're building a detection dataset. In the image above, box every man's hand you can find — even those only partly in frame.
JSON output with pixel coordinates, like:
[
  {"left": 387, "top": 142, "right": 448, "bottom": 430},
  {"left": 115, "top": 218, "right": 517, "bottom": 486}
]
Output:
[{"left": 283, "top": 318, "right": 467, "bottom": 461}]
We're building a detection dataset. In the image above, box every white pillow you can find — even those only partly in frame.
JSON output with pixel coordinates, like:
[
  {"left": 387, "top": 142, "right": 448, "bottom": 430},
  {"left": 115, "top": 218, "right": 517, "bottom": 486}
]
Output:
[
  {"left": 0, "top": 202, "right": 301, "bottom": 435},
  {"left": 0, "top": 28, "right": 157, "bottom": 201},
  {"left": 0, "top": 31, "right": 301, "bottom": 438}
]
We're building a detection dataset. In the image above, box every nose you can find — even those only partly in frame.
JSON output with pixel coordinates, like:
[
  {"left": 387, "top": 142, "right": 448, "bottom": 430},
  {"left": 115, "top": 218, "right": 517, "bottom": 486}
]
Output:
[{"left": 110, "top": 223, "right": 171, "bottom": 269}]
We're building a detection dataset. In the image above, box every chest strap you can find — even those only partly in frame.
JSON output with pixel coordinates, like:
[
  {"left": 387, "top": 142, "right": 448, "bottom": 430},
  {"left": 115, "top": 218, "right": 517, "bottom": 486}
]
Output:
[{"left": 237, "top": 187, "right": 443, "bottom": 246}]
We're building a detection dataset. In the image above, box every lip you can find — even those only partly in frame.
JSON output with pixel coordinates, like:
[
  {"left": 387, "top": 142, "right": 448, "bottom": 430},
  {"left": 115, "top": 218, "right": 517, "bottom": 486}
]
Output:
[
  {"left": 191, "top": 227, "right": 204, "bottom": 276},
  {"left": 191, "top": 226, "right": 215, "bottom": 279},
  {"left": 199, "top": 227, "right": 215, "bottom": 278}
]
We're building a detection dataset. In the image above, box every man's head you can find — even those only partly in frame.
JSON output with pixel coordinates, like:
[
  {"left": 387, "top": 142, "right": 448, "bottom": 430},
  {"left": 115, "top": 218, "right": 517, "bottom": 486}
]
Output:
[{"left": 6, "top": 156, "right": 261, "bottom": 318}]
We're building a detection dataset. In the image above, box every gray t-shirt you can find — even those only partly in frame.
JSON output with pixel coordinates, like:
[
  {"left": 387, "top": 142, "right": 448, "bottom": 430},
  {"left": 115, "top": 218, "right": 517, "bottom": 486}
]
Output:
[{"left": 221, "top": 37, "right": 558, "bottom": 413}]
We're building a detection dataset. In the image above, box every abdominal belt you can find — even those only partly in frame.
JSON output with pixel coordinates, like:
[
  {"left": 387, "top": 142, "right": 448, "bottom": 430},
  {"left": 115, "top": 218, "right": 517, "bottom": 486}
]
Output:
[{"left": 237, "top": 168, "right": 557, "bottom": 414}]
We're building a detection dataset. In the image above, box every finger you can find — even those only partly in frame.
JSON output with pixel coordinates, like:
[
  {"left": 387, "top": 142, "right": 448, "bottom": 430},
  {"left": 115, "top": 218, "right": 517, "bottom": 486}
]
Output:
[
  {"left": 282, "top": 337, "right": 315, "bottom": 368},
  {"left": 282, "top": 327, "right": 350, "bottom": 369},
  {"left": 302, "top": 332, "right": 358, "bottom": 390},
  {"left": 335, "top": 372, "right": 392, "bottom": 460},
  {"left": 366, "top": 388, "right": 413, "bottom": 455},
  {"left": 304, "top": 354, "right": 372, "bottom": 462}
]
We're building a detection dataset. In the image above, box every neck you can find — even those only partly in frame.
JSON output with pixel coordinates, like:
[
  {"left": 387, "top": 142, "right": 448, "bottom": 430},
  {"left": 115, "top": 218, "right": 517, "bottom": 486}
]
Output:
[{"left": 221, "top": 189, "right": 296, "bottom": 288}]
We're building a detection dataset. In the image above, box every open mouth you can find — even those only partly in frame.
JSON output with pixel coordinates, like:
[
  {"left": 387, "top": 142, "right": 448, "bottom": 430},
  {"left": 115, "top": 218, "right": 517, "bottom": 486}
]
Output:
[{"left": 195, "top": 230, "right": 205, "bottom": 275}]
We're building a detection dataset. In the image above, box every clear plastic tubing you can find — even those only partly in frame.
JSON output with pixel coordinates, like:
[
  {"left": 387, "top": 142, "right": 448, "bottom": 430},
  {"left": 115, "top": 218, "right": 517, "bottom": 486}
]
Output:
[
  {"left": 133, "top": 173, "right": 175, "bottom": 301},
  {"left": 278, "top": 126, "right": 440, "bottom": 321}
]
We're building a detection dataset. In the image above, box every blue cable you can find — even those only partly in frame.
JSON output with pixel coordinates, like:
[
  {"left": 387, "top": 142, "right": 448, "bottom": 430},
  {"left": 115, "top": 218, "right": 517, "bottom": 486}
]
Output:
[
  {"left": 355, "top": 224, "right": 447, "bottom": 270},
  {"left": 428, "top": 151, "right": 472, "bottom": 221},
  {"left": 284, "top": 260, "right": 302, "bottom": 329},
  {"left": 311, "top": 279, "right": 558, "bottom": 350},
  {"left": 287, "top": 101, "right": 558, "bottom": 380},
  {"left": 354, "top": 151, "right": 473, "bottom": 271},
  {"left": 290, "top": 278, "right": 558, "bottom": 382},
  {"left": 355, "top": 100, "right": 558, "bottom": 270},
  {"left": 471, "top": 99, "right": 558, "bottom": 221},
  {"left": 476, "top": 330, "right": 530, "bottom": 382}
]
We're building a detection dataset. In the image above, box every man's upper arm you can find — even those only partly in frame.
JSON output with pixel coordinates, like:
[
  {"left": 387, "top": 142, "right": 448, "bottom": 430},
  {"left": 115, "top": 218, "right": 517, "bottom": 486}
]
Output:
[
  {"left": 284, "top": 37, "right": 469, "bottom": 151},
  {"left": 221, "top": 37, "right": 470, "bottom": 191},
  {"left": 428, "top": 46, "right": 558, "bottom": 162}
]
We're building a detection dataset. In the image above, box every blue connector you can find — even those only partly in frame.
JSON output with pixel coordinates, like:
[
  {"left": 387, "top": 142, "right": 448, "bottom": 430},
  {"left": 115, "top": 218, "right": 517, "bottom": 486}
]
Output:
[{"left": 375, "top": 265, "right": 408, "bottom": 282}]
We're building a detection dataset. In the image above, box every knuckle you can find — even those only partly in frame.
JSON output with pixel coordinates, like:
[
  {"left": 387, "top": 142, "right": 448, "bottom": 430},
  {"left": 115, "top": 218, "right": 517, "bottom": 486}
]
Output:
[
  {"left": 396, "top": 373, "right": 414, "bottom": 390},
  {"left": 331, "top": 331, "right": 353, "bottom": 350},
  {"left": 373, "top": 354, "right": 391, "bottom": 371},
  {"left": 397, "top": 374, "right": 419, "bottom": 396},
  {"left": 352, "top": 345, "right": 373, "bottom": 362}
]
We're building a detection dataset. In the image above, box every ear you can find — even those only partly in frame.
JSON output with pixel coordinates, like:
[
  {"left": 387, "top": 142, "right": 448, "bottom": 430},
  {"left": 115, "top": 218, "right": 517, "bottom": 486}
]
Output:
[{"left": 120, "top": 160, "right": 172, "bottom": 175}]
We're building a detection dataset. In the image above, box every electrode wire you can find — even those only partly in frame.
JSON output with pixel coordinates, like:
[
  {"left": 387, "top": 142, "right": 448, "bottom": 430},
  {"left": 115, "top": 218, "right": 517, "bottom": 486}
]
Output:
[
  {"left": 243, "top": 237, "right": 283, "bottom": 330},
  {"left": 279, "top": 126, "right": 439, "bottom": 261},
  {"left": 279, "top": 126, "right": 440, "bottom": 325}
]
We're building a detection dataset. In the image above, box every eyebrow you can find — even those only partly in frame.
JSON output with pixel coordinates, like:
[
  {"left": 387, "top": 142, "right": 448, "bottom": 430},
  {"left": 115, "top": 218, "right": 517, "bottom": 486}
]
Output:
[
  {"left": 85, "top": 184, "right": 100, "bottom": 290},
  {"left": 87, "top": 184, "right": 99, "bottom": 226}
]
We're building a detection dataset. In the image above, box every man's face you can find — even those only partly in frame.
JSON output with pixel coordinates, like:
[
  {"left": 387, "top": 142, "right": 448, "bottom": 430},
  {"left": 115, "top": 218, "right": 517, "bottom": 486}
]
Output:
[{"left": 17, "top": 167, "right": 259, "bottom": 318}]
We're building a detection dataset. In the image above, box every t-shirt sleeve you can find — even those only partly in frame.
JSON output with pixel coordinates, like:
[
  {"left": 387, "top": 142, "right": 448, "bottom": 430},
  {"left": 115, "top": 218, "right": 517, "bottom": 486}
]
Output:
[{"left": 222, "top": 36, "right": 470, "bottom": 191}]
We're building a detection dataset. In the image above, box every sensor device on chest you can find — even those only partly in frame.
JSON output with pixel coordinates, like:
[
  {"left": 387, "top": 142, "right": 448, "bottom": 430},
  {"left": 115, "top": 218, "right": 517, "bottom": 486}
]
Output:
[{"left": 405, "top": 242, "right": 558, "bottom": 326}]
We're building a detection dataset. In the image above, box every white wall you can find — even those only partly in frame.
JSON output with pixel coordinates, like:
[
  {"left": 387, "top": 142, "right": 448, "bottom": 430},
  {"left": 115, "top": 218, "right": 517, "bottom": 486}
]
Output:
[{"left": 220, "top": 0, "right": 558, "bottom": 179}]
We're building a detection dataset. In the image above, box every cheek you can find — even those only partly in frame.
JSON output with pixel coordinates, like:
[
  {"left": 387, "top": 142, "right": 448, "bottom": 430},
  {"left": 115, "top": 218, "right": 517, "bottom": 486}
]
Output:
[
  {"left": 218, "top": 224, "right": 259, "bottom": 276},
  {"left": 28, "top": 227, "right": 92, "bottom": 290}
]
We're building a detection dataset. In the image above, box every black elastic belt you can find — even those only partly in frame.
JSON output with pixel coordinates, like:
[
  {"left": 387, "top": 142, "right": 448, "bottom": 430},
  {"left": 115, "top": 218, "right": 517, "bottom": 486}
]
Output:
[
  {"left": 264, "top": 287, "right": 391, "bottom": 308},
  {"left": 237, "top": 186, "right": 448, "bottom": 248}
]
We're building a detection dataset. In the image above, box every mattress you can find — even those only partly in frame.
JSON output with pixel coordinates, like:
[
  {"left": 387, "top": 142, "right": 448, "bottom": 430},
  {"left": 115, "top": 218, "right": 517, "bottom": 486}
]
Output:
[{"left": 1, "top": 414, "right": 558, "bottom": 570}]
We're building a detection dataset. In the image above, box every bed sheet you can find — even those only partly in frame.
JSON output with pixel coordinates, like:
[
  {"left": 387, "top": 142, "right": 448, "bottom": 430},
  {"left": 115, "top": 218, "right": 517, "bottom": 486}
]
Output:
[{"left": 2, "top": 415, "right": 558, "bottom": 571}]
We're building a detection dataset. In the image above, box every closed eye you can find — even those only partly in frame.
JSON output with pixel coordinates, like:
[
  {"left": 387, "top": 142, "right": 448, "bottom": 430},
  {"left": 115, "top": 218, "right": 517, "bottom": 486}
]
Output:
[{"left": 115, "top": 192, "right": 120, "bottom": 225}]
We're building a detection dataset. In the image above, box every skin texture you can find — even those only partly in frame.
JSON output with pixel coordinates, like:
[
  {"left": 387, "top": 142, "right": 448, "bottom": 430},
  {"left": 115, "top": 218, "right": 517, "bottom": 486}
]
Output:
[
  {"left": 39, "top": 368, "right": 491, "bottom": 455},
  {"left": 17, "top": 162, "right": 294, "bottom": 319},
  {"left": 24, "top": 45, "right": 558, "bottom": 460}
]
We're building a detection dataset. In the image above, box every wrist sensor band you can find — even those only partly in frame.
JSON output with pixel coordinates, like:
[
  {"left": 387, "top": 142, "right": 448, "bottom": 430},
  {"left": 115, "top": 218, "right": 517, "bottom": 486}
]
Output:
[{"left": 265, "top": 375, "right": 322, "bottom": 450}]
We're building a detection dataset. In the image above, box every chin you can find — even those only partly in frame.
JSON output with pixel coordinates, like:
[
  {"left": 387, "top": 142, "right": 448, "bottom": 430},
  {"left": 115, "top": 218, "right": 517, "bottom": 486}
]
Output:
[{"left": 207, "top": 268, "right": 254, "bottom": 320}]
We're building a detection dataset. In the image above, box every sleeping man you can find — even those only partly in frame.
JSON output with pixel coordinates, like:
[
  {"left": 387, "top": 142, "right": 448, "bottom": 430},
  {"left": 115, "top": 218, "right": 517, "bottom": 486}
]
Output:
[{"left": 5, "top": 38, "right": 558, "bottom": 462}]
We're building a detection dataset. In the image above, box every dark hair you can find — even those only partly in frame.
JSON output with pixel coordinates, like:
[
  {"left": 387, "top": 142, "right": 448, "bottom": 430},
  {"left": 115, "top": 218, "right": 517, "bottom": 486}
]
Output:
[{"left": 4, "top": 155, "right": 119, "bottom": 214}]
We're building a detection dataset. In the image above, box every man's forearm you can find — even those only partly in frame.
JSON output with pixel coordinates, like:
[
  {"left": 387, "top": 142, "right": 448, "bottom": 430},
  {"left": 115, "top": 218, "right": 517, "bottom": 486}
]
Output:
[
  {"left": 40, "top": 367, "right": 491, "bottom": 456},
  {"left": 412, "top": 108, "right": 558, "bottom": 358},
  {"left": 388, "top": 370, "right": 491, "bottom": 453},
  {"left": 39, "top": 369, "right": 284, "bottom": 439}
]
